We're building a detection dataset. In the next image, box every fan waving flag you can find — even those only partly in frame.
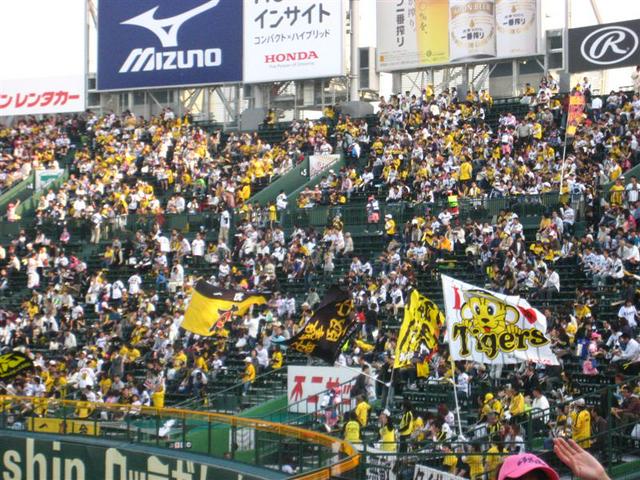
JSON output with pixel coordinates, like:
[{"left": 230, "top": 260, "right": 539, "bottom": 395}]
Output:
[
  {"left": 284, "top": 286, "right": 357, "bottom": 364},
  {"left": 181, "top": 280, "right": 269, "bottom": 336},
  {"left": 394, "top": 289, "right": 444, "bottom": 369},
  {"left": 442, "top": 275, "right": 558, "bottom": 365}
]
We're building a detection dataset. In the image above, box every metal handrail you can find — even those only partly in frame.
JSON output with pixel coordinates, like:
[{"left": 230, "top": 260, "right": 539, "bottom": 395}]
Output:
[{"left": 0, "top": 395, "right": 360, "bottom": 480}]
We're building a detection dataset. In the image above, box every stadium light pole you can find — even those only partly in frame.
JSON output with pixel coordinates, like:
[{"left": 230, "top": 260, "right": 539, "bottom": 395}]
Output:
[{"left": 349, "top": 0, "right": 360, "bottom": 101}]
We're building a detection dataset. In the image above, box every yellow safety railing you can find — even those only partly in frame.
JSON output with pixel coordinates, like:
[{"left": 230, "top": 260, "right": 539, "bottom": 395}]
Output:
[{"left": 0, "top": 395, "right": 359, "bottom": 480}]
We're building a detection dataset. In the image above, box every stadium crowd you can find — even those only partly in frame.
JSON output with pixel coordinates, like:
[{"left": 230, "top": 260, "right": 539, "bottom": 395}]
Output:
[{"left": 0, "top": 74, "right": 639, "bottom": 479}]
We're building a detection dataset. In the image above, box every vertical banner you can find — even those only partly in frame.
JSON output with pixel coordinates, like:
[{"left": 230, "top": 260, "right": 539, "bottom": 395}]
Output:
[
  {"left": 442, "top": 275, "right": 558, "bottom": 365},
  {"left": 416, "top": 0, "right": 450, "bottom": 66},
  {"left": 377, "top": 0, "right": 419, "bottom": 71},
  {"left": 243, "top": 0, "right": 344, "bottom": 83},
  {"left": 449, "top": 0, "right": 496, "bottom": 62},
  {"left": 495, "top": 0, "right": 537, "bottom": 58},
  {"left": 566, "top": 92, "right": 586, "bottom": 137}
]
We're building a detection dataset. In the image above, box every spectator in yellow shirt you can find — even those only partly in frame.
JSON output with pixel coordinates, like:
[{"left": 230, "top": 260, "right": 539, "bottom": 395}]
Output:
[
  {"left": 571, "top": 399, "right": 591, "bottom": 448},
  {"left": 508, "top": 387, "right": 526, "bottom": 419},
  {"left": 355, "top": 395, "right": 371, "bottom": 428},
  {"left": 242, "top": 357, "right": 256, "bottom": 395},
  {"left": 152, "top": 383, "right": 165, "bottom": 409},
  {"left": 463, "top": 443, "right": 485, "bottom": 480},
  {"left": 343, "top": 411, "right": 361, "bottom": 443},
  {"left": 271, "top": 345, "right": 283, "bottom": 370},
  {"left": 384, "top": 214, "right": 396, "bottom": 238}
]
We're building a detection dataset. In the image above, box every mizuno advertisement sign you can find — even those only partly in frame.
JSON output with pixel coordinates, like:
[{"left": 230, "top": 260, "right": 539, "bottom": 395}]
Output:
[
  {"left": 98, "top": 0, "right": 243, "bottom": 90},
  {"left": 568, "top": 19, "right": 640, "bottom": 73}
]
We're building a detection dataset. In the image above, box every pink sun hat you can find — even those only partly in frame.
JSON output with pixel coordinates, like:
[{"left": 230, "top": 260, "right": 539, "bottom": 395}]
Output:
[{"left": 498, "top": 453, "right": 559, "bottom": 480}]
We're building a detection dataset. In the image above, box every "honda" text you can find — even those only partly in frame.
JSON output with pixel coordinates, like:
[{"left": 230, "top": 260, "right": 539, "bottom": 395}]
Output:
[{"left": 264, "top": 51, "right": 319, "bottom": 64}]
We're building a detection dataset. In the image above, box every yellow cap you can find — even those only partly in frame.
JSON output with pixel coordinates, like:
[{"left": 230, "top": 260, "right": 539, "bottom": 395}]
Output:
[{"left": 485, "top": 393, "right": 494, "bottom": 402}]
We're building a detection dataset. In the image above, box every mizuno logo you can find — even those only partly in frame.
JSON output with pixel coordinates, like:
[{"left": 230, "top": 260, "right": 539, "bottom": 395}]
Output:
[
  {"left": 119, "top": 47, "right": 221, "bottom": 73},
  {"left": 121, "top": 0, "right": 220, "bottom": 48}
]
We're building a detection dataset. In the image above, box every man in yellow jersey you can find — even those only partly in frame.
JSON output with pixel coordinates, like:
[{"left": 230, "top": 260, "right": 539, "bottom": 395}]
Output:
[
  {"left": 242, "top": 357, "right": 256, "bottom": 396},
  {"left": 384, "top": 214, "right": 396, "bottom": 239},
  {"left": 355, "top": 395, "right": 371, "bottom": 428},
  {"left": 343, "top": 411, "right": 361, "bottom": 443},
  {"left": 571, "top": 398, "right": 591, "bottom": 448},
  {"left": 507, "top": 386, "right": 526, "bottom": 421},
  {"left": 398, "top": 398, "right": 414, "bottom": 452},
  {"left": 378, "top": 409, "right": 396, "bottom": 452}
]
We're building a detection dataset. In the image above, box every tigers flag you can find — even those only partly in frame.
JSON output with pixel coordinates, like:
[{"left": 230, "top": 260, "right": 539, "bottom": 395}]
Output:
[
  {"left": 181, "top": 280, "right": 268, "bottom": 336},
  {"left": 394, "top": 289, "right": 444, "bottom": 369},
  {"left": 0, "top": 351, "right": 34, "bottom": 379},
  {"left": 284, "top": 286, "right": 356, "bottom": 364},
  {"left": 442, "top": 275, "right": 558, "bottom": 365}
]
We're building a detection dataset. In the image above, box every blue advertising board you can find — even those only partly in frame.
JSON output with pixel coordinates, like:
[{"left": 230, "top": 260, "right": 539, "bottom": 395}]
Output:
[{"left": 97, "top": 0, "right": 242, "bottom": 90}]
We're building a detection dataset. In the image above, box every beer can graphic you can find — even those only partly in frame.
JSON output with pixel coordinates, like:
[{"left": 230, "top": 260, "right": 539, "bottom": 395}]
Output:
[
  {"left": 449, "top": 0, "right": 497, "bottom": 62},
  {"left": 496, "top": 0, "right": 537, "bottom": 57},
  {"left": 416, "top": 0, "right": 450, "bottom": 66}
]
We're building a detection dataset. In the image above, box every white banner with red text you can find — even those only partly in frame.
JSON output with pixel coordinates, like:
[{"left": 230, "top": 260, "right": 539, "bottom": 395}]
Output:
[
  {"left": 0, "top": 0, "right": 85, "bottom": 116},
  {"left": 287, "top": 365, "right": 357, "bottom": 414},
  {"left": 442, "top": 275, "right": 558, "bottom": 365}
]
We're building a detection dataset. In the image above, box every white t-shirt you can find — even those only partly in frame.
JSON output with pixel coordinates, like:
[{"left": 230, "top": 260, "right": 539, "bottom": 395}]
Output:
[
  {"left": 192, "top": 238, "right": 205, "bottom": 257},
  {"left": 618, "top": 305, "right": 638, "bottom": 328},
  {"left": 128, "top": 274, "right": 142, "bottom": 294}
]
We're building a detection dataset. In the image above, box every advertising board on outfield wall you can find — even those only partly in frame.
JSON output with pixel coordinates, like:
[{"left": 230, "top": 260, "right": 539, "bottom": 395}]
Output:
[
  {"left": 243, "top": 0, "right": 344, "bottom": 83},
  {"left": 568, "top": 19, "right": 640, "bottom": 73},
  {"left": 376, "top": 0, "right": 540, "bottom": 72},
  {"left": 97, "top": 0, "right": 243, "bottom": 90},
  {"left": 0, "top": 0, "right": 86, "bottom": 116}
]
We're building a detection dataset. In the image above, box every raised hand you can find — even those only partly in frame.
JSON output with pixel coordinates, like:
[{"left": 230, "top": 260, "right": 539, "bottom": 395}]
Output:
[{"left": 553, "top": 437, "right": 610, "bottom": 480}]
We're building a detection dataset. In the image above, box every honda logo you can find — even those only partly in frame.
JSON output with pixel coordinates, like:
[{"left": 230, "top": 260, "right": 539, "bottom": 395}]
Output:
[{"left": 580, "top": 25, "right": 639, "bottom": 66}]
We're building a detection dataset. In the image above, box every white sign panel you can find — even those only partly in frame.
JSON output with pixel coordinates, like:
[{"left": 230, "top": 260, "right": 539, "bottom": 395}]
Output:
[
  {"left": 287, "top": 365, "right": 357, "bottom": 414},
  {"left": 243, "top": 0, "right": 344, "bottom": 83},
  {"left": 35, "top": 169, "right": 64, "bottom": 192},
  {"left": 0, "top": 0, "right": 86, "bottom": 116},
  {"left": 414, "top": 464, "right": 466, "bottom": 480},
  {"left": 356, "top": 445, "right": 397, "bottom": 480},
  {"left": 310, "top": 154, "right": 340, "bottom": 179}
]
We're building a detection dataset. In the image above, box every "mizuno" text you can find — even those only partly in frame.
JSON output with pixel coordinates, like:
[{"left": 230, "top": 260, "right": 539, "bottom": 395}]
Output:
[{"left": 119, "top": 48, "right": 221, "bottom": 73}]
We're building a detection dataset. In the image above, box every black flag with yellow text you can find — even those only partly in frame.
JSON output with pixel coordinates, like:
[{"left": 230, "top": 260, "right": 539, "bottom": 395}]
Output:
[{"left": 284, "top": 286, "right": 356, "bottom": 364}]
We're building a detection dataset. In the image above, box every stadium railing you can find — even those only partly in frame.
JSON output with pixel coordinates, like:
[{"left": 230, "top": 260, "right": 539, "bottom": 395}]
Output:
[{"left": 0, "top": 395, "right": 360, "bottom": 480}]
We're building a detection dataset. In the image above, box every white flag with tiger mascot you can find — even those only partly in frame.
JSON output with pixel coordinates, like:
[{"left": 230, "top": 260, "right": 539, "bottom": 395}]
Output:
[{"left": 442, "top": 275, "right": 558, "bottom": 365}]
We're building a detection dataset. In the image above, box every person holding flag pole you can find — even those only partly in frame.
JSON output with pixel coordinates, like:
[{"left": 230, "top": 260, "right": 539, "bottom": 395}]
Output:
[{"left": 391, "top": 287, "right": 465, "bottom": 441}]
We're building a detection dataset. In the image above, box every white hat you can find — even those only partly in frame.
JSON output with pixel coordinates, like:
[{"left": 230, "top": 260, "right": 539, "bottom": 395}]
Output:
[
  {"left": 385, "top": 214, "right": 392, "bottom": 218},
  {"left": 382, "top": 409, "right": 391, "bottom": 417},
  {"left": 244, "top": 357, "right": 252, "bottom": 362}
]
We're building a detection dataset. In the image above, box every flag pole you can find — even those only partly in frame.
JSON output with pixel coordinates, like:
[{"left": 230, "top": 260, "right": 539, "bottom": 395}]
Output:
[
  {"left": 448, "top": 357, "right": 464, "bottom": 439},
  {"left": 385, "top": 367, "right": 395, "bottom": 410},
  {"left": 340, "top": 364, "right": 389, "bottom": 387}
]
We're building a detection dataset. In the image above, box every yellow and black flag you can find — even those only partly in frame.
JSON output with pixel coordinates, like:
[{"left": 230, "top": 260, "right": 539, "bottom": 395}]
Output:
[
  {"left": 284, "top": 286, "right": 356, "bottom": 364},
  {"left": 182, "top": 280, "right": 269, "bottom": 336},
  {"left": 394, "top": 289, "right": 444, "bottom": 369},
  {"left": 0, "top": 351, "right": 34, "bottom": 379}
]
